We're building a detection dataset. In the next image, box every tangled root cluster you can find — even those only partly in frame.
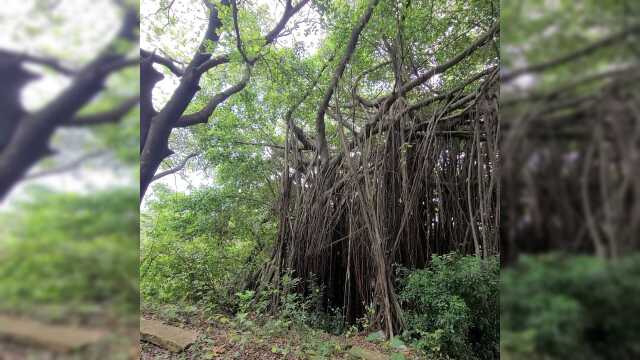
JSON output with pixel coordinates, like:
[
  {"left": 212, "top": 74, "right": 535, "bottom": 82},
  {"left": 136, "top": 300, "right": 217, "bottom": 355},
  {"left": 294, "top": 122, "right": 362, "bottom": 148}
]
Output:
[
  {"left": 501, "top": 71, "right": 640, "bottom": 263},
  {"left": 261, "top": 71, "right": 500, "bottom": 336}
]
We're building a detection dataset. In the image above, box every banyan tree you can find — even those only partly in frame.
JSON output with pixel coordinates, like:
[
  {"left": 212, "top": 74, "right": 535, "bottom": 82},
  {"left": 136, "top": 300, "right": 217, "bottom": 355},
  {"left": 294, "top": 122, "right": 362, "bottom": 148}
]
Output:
[
  {"left": 258, "top": 0, "right": 500, "bottom": 337},
  {"left": 500, "top": 14, "right": 640, "bottom": 264}
]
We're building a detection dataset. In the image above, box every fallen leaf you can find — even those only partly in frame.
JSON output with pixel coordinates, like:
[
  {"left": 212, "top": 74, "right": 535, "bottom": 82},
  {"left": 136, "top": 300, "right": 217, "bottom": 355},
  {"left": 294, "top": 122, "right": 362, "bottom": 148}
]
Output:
[{"left": 211, "top": 345, "right": 227, "bottom": 355}]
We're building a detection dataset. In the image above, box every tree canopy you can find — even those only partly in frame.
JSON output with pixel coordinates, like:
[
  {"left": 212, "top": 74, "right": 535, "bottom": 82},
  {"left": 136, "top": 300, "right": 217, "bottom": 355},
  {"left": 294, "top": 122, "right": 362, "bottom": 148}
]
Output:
[{"left": 143, "top": 0, "right": 499, "bottom": 339}]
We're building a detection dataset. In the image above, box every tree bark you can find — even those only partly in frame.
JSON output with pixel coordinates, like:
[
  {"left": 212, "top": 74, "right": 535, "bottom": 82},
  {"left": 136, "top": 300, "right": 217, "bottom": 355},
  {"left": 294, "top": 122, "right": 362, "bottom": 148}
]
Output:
[
  {"left": 0, "top": 8, "right": 139, "bottom": 201},
  {"left": 315, "top": 0, "right": 380, "bottom": 165},
  {"left": 139, "top": 0, "right": 309, "bottom": 201}
]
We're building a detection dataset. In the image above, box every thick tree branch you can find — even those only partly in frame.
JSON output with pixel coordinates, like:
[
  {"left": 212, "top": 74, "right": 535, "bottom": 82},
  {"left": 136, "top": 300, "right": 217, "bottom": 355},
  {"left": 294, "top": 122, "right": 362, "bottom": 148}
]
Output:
[
  {"left": 0, "top": 49, "right": 76, "bottom": 76},
  {"left": 196, "top": 54, "right": 231, "bottom": 74},
  {"left": 263, "top": 0, "right": 311, "bottom": 45},
  {"left": 139, "top": 0, "right": 235, "bottom": 200},
  {"left": 175, "top": 0, "right": 229, "bottom": 77},
  {"left": 140, "top": 49, "right": 185, "bottom": 76},
  {"left": 140, "top": 58, "right": 165, "bottom": 151},
  {"left": 62, "top": 96, "right": 139, "bottom": 126},
  {"left": 404, "top": 66, "right": 496, "bottom": 114},
  {"left": 503, "top": 24, "right": 640, "bottom": 83},
  {"left": 231, "top": 0, "right": 251, "bottom": 64},
  {"left": 316, "top": 0, "right": 380, "bottom": 164},
  {"left": 399, "top": 22, "right": 499, "bottom": 95},
  {"left": 200, "top": 0, "right": 228, "bottom": 49},
  {"left": 175, "top": 66, "right": 251, "bottom": 127},
  {"left": 139, "top": 0, "right": 310, "bottom": 200},
  {"left": 0, "top": 6, "right": 139, "bottom": 200},
  {"left": 284, "top": 53, "right": 336, "bottom": 151}
]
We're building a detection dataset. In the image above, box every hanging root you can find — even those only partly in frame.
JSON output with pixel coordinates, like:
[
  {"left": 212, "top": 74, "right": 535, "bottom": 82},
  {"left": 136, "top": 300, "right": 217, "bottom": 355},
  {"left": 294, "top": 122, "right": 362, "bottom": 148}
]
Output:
[
  {"left": 260, "top": 72, "right": 500, "bottom": 336},
  {"left": 501, "top": 70, "right": 640, "bottom": 263}
]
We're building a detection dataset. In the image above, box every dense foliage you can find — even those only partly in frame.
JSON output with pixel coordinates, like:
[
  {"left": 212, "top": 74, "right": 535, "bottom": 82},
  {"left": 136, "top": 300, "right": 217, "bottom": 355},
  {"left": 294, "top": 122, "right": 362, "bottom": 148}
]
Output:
[
  {"left": 499, "top": 1, "right": 640, "bottom": 359},
  {"left": 0, "top": 187, "right": 139, "bottom": 312},
  {"left": 142, "top": 0, "right": 499, "bottom": 356},
  {"left": 501, "top": 254, "right": 640, "bottom": 359},
  {"left": 500, "top": 0, "right": 640, "bottom": 263},
  {"left": 141, "top": 184, "right": 275, "bottom": 308},
  {"left": 399, "top": 254, "right": 499, "bottom": 359}
]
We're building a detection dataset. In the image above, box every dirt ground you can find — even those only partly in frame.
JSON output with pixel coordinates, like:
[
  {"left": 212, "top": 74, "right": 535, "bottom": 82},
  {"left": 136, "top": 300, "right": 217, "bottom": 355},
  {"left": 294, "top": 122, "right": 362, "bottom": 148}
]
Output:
[
  {"left": 140, "top": 307, "right": 419, "bottom": 360},
  {"left": 0, "top": 305, "right": 138, "bottom": 360}
]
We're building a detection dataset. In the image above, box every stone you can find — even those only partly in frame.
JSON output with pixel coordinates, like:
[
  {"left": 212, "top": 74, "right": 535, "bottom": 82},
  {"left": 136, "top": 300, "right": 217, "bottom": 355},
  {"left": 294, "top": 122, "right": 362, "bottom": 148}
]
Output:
[
  {"left": 347, "top": 346, "right": 389, "bottom": 360},
  {"left": 0, "top": 314, "right": 106, "bottom": 352},
  {"left": 140, "top": 318, "right": 198, "bottom": 353}
]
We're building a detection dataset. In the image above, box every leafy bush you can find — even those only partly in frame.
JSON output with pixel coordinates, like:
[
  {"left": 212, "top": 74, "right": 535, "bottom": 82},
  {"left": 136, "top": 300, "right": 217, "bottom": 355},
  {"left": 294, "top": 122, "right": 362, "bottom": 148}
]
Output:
[
  {"left": 140, "top": 186, "right": 273, "bottom": 310},
  {"left": 501, "top": 253, "right": 640, "bottom": 359},
  {"left": 398, "top": 253, "right": 499, "bottom": 359},
  {"left": 249, "top": 271, "right": 314, "bottom": 327},
  {"left": 0, "top": 187, "right": 139, "bottom": 312},
  {"left": 231, "top": 270, "right": 345, "bottom": 336},
  {"left": 140, "top": 233, "right": 244, "bottom": 307}
]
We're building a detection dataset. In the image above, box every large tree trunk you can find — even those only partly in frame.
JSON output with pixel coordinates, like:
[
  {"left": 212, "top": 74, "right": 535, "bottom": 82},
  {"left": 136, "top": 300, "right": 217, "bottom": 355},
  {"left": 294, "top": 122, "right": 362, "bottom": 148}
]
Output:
[
  {"left": 0, "top": 8, "right": 139, "bottom": 201},
  {"left": 139, "top": 0, "right": 309, "bottom": 201}
]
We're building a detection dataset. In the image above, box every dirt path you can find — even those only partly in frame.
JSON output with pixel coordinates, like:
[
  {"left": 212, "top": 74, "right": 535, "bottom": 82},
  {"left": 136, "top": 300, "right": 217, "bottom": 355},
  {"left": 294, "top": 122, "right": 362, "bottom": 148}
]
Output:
[
  {"left": 0, "top": 310, "right": 138, "bottom": 360},
  {"left": 0, "top": 314, "right": 107, "bottom": 352},
  {"left": 140, "top": 316, "right": 301, "bottom": 360},
  {"left": 140, "top": 311, "right": 417, "bottom": 360}
]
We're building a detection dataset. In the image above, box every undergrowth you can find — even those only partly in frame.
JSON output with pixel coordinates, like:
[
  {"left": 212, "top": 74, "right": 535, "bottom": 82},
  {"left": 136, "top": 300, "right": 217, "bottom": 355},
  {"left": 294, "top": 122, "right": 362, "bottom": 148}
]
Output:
[
  {"left": 501, "top": 253, "right": 640, "bottom": 359},
  {"left": 398, "top": 253, "right": 499, "bottom": 360},
  {"left": 142, "top": 249, "right": 499, "bottom": 359}
]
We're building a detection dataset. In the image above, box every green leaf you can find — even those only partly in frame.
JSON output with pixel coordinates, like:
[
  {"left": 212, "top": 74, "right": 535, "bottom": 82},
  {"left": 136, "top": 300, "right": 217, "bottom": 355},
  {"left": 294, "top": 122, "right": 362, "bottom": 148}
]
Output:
[
  {"left": 389, "top": 336, "right": 406, "bottom": 350},
  {"left": 365, "top": 330, "right": 385, "bottom": 343}
]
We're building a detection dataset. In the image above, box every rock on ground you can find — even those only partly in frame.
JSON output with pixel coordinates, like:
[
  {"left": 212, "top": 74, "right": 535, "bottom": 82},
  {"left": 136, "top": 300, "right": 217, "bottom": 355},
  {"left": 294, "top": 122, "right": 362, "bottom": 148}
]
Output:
[
  {"left": 0, "top": 314, "right": 106, "bottom": 353},
  {"left": 140, "top": 317, "right": 199, "bottom": 353}
]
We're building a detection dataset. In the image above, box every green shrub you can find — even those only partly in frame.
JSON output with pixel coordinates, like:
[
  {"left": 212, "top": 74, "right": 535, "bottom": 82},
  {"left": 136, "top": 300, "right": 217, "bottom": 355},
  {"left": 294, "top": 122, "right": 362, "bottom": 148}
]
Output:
[
  {"left": 251, "top": 271, "right": 314, "bottom": 328},
  {"left": 0, "top": 188, "right": 139, "bottom": 313},
  {"left": 501, "top": 253, "right": 640, "bottom": 359},
  {"left": 140, "top": 186, "right": 273, "bottom": 311},
  {"left": 398, "top": 253, "right": 499, "bottom": 360},
  {"left": 141, "top": 234, "right": 238, "bottom": 306}
]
